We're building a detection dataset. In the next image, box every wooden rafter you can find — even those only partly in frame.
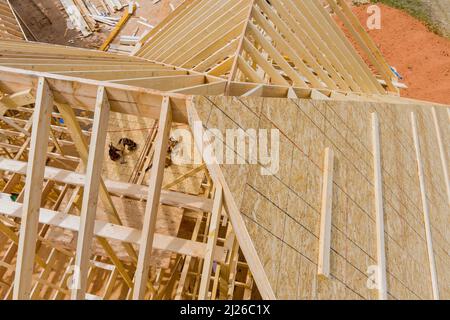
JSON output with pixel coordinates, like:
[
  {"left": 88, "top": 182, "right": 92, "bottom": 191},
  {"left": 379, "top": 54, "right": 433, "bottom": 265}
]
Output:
[{"left": 133, "top": 0, "right": 399, "bottom": 94}]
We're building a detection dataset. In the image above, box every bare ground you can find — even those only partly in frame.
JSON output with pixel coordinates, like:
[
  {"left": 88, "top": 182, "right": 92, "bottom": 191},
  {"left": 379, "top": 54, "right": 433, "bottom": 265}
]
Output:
[{"left": 9, "top": 0, "right": 183, "bottom": 49}]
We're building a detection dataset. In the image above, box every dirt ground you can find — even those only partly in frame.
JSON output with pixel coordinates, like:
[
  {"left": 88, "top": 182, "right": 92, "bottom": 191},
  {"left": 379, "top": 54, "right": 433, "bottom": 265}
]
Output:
[
  {"left": 9, "top": 0, "right": 182, "bottom": 49},
  {"left": 352, "top": 3, "right": 450, "bottom": 105},
  {"left": 10, "top": 0, "right": 103, "bottom": 48}
]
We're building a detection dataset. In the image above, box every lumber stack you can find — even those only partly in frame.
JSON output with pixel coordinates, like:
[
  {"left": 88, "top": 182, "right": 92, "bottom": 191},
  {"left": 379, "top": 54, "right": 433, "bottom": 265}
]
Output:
[
  {"left": 59, "top": 0, "right": 127, "bottom": 36},
  {"left": 0, "top": 0, "right": 25, "bottom": 40}
]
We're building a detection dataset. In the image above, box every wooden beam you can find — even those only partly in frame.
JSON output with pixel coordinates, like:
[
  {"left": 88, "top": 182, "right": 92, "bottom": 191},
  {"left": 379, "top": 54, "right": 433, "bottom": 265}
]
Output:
[
  {"left": 326, "top": 0, "right": 395, "bottom": 92},
  {"left": 242, "top": 37, "right": 288, "bottom": 86},
  {"left": 0, "top": 66, "right": 189, "bottom": 124},
  {"left": 227, "top": 0, "right": 256, "bottom": 89},
  {"left": 163, "top": 164, "right": 206, "bottom": 189},
  {"left": 72, "top": 86, "right": 110, "bottom": 300},
  {"left": 240, "top": 84, "right": 264, "bottom": 97},
  {"left": 318, "top": 147, "right": 333, "bottom": 278},
  {"left": 0, "top": 89, "right": 34, "bottom": 115},
  {"left": 371, "top": 113, "right": 387, "bottom": 300},
  {"left": 133, "top": 96, "right": 172, "bottom": 300},
  {"left": 410, "top": 112, "right": 440, "bottom": 300},
  {"left": 198, "top": 186, "right": 223, "bottom": 300},
  {"left": 171, "top": 81, "right": 227, "bottom": 95},
  {"left": 13, "top": 77, "right": 53, "bottom": 300},
  {"left": 0, "top": 158, "right": 214, "bottom": 213},
  {"left": 100, "top": 3, "right": 136, "bottom": 51}
]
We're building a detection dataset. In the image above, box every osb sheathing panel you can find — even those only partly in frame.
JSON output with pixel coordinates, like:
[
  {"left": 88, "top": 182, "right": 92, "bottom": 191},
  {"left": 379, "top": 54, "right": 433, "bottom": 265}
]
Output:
[{"left": 193, "top": 95, "right": 449, "bottom": 300}]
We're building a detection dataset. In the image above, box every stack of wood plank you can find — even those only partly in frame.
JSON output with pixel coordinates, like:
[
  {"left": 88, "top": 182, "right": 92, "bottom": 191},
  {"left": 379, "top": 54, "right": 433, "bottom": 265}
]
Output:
[
  {"left": 0, "top": 0, "right": 26, "bottom": 40},
  {"left": 59, "top": 0, "right": 127, "bottom": 36}
]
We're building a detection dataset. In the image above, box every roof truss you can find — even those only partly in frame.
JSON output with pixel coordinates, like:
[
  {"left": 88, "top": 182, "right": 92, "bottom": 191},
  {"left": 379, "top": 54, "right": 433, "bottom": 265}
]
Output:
[{"left": 134, "top": 0, "right": 398, "bottom": 95}]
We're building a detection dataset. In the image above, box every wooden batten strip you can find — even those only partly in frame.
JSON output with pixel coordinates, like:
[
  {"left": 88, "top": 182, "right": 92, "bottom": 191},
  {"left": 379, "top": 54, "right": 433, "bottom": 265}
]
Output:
[
  {"left": 410, "top": 112, "right": 440, "bottom": 300},
  {"left": 371, "top": 113, "right": 387, "bottom": 300},
  {"left": 318, "top": 147, "right": 334, "bottom": 278}
]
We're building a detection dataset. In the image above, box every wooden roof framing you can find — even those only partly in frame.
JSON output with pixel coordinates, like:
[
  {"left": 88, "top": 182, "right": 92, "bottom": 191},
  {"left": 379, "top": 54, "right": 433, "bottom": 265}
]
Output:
[
  {"left": 0, "top": 38, "right": 405, "bottom": 102},
  {"left": 0, "top": 66, "right": 265, "bottom": 299},
  {"left": 0, "top": 0, "right": 440, "bottom": 301},
  {"left": 134, "top": 0, "right": 398, "bottom": 94}
]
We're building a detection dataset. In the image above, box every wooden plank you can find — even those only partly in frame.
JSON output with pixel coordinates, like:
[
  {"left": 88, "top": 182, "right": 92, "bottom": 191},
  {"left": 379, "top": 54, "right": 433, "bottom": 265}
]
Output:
[
  {"left": 171, "top": 81, "right": 226, "bottom": 95},
  {"left": 246, "top": 22, "right": 307, "bottom": 87},
  {"left": 371, "top": 113, "right": 387, "bottom": 300},
  {"left": 237, "top": 56, "right": 263, "bottom": 83},
  {"left": 242, "top": 37, "right": 288, "bottom": 85},
  {"left": 0, "top": 158, "right": 214, "bottom": 213},
  {"left": 318, "top": 147, "right": 333, "bottom": 278},
  {"left": 241, "top": 84, "right": 264, "bottom": 97},
  {"left": 198, "top": 186, "right": 223, "bottom": 300},
  {"left": 256, "top": 0, "right": 340, "bottom": 90},
  {"left": 0, "top": 89, "right": 34, "bottom": 115},
  {"left": 167, "top": 1, "right": 249, "bottom": 67},
  {"left": 309, "top": 0, "right": 383, "bottom": 93},
  {"left": 410, "top": 112, "right": 440, "bottom": 300},
  {"left": 59, "top": 0, "right": 92, "bottom": 36},
  {"left": 134, "top": 0, "right": 197, "bottom": 55},
  {"left": 251, "top": 5, "right": 323, "bottom": 88},
  {"left": 133, "top": 96, "right": 172, "bottom": 300},
  {"left": 227, "top": 0, "right": 255, "bottom": 89},
  {"left": 100, "top": 3, "right": 136, "bottom": 51},
  {"left": 110, "top": 75, "right": 206, "bottom": 91},
  {"left": 72, "top": 86, "right": 110, "bottom": 300},
  {"left": 13, "top": 77, "right": 53, "bottom": 300}
]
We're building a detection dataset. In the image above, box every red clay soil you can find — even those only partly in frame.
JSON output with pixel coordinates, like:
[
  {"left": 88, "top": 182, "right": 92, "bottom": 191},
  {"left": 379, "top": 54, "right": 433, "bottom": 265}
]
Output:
[{"left": 351, "top": 3, "right": 450, "bottom": 105}]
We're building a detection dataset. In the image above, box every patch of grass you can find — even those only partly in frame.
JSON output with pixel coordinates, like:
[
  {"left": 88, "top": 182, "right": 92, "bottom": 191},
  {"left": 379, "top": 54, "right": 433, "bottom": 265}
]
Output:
[{"left": 370, "top": 0, "right": 442, "bottom": 35}]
